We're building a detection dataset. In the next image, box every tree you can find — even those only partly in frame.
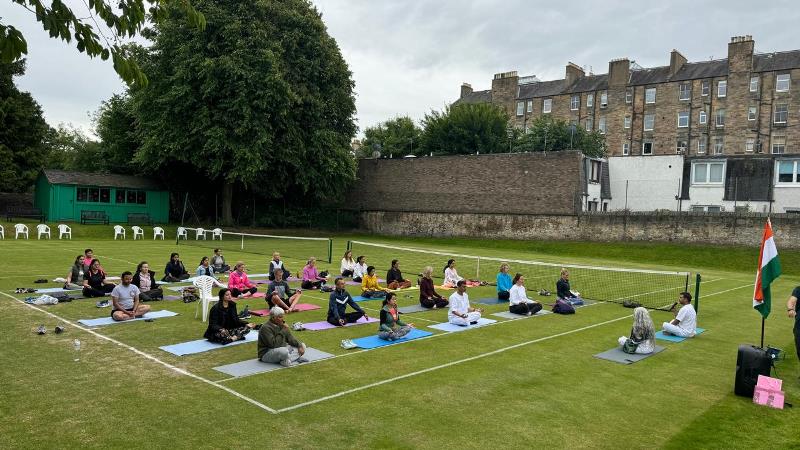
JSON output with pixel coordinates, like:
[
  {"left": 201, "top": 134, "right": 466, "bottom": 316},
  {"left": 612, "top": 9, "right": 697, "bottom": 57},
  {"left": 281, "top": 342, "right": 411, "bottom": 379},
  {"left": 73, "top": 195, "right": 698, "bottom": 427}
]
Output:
[
  {"left": 360, "top": 116, "right": 421, "bottom": 158},
  {"left": 0, "top": 59, "right": 48, "bottom": 192},
  {"left": 514, "top": 116, "right": 606, "bottom": 158},
  {"left": 1, "top": 0, "right": 206, "bottom": 87},
  {"left": 133, "top": 0, "right": 356, "bottom": 224},
  {"left": 43, "top": 124, "right": 104, "bottom": 172},
  {"left": 419, "top": 103, "right": 511, "bottom": 156},
  {"left": 94, "top": 94, "right": 139, "bottom": 173}
]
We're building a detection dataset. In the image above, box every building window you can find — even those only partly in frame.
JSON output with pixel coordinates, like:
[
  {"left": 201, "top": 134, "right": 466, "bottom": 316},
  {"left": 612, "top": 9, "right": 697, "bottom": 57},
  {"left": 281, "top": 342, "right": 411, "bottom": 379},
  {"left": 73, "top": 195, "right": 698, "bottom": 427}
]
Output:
[
  {"left": 570, "top": 95, "right": 579, "bottom": 110},
  {"left": 598, "top": 117, "right": 607, "bottom": 134},
  {"left": 622, "top": 143, "right": 630, "bottom": 155},
  {"left": 643, "top": 114, "right": 655, "bottom": 131},
  {"left": 774, "top": 103, "right": 788, "bottom": 124},
  {"left": 692, "top": 205, "right": 722, "bottom": 212},
  {"left": 526, "top": 100, "right": 533, "bottom": 113},
  {"left": 623, "top": 116, "right": 631, "bottom": 129},
  {"left": 776, "top": 74, "right": 791, "bottom": 92},
  {"left": 543, "top": 98, "right": 552, "bottom": 113},
  {"left": 750, "top": 76, "right": 759, "bottom": 92},
  {"left": 625, "top": 89, "right": 632, "bottom": 103},
  {"left": 677, "top": 140, "right": 688, "bottom": 154},
  {"left": 697, "top": 140, "right": 706, "bottom": 154},
  {"left": 714, "top": 137, "right": 724, "bottom": 154},
  {"left": 746, "top": 138, "right": 755, "bottom": 153},
  {"left": 587, "top": 93, "right": 594, "bottom": 108},
  {"left": 76, "top": 187, "right": 110, "bottom": 203},
  {"left": 679, "top": 83, "right": 691, "bottom": 100},
  {"left": 717, "top": 80, "right": 727, "bottom": 97},
  {"left": 776, "top": 160, "right": 799, "bottom": 183},
  {"left": 642, "top": 141, "right": 653, "bottom": 155},
  {"left": 516, "top": 102, "right": 524, "bottom": 116},
  {"left": 677, "top": 111, "right": 689, "bottom": 128},
  {"left": 692, "top": 161, "right": 725, "bottom": 185},
  {"left": 715, "top": 109, "right": 725, "bottom": 127},
  {"left": 701, "top": 80, "right": 710, "bottom": 96},
  {"left": 699, "top": 110, "right": 707, "bottom": 124},
  {"left": 772, "top": 136, "right": 786, "bottom": 154},
  {"left": 585, "top": 117, "right": 593, "bottom": 131},
  {"left": 600, "top": 91, "right": 608, "bottom": 107},
  {"left": 589, "top": 160, "right": 601, "bottom": 183},
  {"left": 116, "top": 189, "right": 147, "bottom": 205},
  {"left": 748, "top": 106, "right": 757, "bottom": 121},
  {"left": 645, "top": 87, "right": 656, "bottom": 104}
]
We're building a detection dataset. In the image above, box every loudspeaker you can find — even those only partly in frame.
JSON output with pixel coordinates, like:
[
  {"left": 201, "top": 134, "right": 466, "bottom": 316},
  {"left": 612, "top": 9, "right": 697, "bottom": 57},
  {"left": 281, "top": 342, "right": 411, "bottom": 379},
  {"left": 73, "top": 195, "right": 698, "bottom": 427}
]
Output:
[{"left": 734, "top": 344, "right": 772, "bottom": 397}]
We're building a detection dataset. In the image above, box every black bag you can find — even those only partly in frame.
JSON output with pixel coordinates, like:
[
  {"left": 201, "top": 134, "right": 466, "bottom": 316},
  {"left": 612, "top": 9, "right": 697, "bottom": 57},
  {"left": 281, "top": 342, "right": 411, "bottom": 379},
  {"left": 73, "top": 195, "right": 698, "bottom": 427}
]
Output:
[
  {"left": 622, "top": 338, "right": 639, "bottom": 354},
  {"left": 734, "top": 344, "right": 772, "bottom": 397},
  {"left": 552, "top": 299, "right": 575, "bottom": 315},
  {"left": 51, "top": 292, "right": 72, "bottom": 303},
  {"left": 182, "top": 287, "right": 198, "bottom": 303}
]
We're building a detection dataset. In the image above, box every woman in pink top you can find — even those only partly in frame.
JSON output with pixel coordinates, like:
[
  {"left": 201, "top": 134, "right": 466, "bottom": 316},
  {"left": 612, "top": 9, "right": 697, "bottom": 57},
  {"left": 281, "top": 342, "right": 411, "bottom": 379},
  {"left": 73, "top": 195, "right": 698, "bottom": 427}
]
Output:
[
  {"left": 301, "top": 257, "right": 328, "bottom": 290},
  {"left": 228, "top": 262, "right": 257, "bottom": 297}
]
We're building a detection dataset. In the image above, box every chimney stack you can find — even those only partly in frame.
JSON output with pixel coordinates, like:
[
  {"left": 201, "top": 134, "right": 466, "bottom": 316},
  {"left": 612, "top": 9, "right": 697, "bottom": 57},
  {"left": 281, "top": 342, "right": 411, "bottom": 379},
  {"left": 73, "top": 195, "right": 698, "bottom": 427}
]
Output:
[
  {"left": 608, "top": 58, "right": 630, "bottom": 87},
  {"left": 491, "top": 71, "right": 519, "bottom": 117},
  {"left": 669, "top": 49, "right": 687, "bottom": 77},
  {"left": 565, "top": 62, "right": 585, "bottom": 86},
  {"left": 460, "top": 83, "right": 473, "bottom": 99},
  {"left": 728, "top": 35, "right": 754, "bottom": 73}
]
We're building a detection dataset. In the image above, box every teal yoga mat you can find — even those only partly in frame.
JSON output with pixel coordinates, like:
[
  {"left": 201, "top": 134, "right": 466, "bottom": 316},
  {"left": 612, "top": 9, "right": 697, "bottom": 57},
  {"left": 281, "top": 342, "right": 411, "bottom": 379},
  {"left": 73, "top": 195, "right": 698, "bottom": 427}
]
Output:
[{"left": 655, "top": 328, "right": 705, "bottom": 342}]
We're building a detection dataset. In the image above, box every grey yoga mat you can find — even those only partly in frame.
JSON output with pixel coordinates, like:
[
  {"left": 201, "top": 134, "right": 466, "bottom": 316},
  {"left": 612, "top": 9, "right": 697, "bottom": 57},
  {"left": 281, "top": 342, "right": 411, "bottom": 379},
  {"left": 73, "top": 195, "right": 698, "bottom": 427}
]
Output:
[
  {"left": 213, "top": 348, "right": 334, "bottom": 377},
  {"left": 593, "top": 345, "right": 665, "bottom": 364},
  {"left": 491, "top": 310, "right": 552, "bottom": 320}
]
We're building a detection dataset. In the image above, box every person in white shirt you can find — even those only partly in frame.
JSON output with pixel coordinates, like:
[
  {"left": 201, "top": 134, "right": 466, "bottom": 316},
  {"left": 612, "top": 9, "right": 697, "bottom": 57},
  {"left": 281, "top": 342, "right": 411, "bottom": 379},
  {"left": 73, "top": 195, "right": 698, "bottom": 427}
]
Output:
[
  {"left": 111, "top": 271, "right": 150, "bottom": 321},
  {"left": 448, "top": 280, "right": 483, "bottom": 326},
  {"left": 340, "top": 250, "right": 356, "bottom": 277},
  {"left": 662, "top": 292, "right": 697, "bottom": 337},
  {"left": 508, "top": 274, "right": 543, "bottom": 316},
  {"left": 443, "top": 259, "right": 464, "bottom": 288},
  {"left": 352, "top": 255, "right": 368, "bottom": 282}
]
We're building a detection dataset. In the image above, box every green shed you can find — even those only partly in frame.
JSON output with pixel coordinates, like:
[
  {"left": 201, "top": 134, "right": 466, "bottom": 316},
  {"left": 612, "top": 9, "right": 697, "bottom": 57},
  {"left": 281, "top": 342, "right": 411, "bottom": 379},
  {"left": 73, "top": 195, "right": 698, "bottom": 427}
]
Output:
[{"left": 34, "top": 170, "right": 170, "bottom": 223}]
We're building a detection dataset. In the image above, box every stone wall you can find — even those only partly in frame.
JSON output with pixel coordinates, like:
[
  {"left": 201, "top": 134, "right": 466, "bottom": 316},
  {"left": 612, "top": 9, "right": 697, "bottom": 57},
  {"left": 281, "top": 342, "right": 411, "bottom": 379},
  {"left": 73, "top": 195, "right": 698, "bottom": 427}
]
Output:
[{"left": 359, "top": 210, "right": 800, "bottom": 248}]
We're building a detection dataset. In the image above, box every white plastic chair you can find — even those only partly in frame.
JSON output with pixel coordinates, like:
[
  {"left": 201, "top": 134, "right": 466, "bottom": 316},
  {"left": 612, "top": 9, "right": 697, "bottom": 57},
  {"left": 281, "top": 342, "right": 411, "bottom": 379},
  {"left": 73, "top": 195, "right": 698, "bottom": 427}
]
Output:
[
  {"left": 36, "top": 224, "right": 51, "bottom": 239},
  {"left": 153, "top": 226, "right": 165, "bottom": 240},
  {"left": 14, "top": 224, "right": 28, "bottom": 239},
  {"left": 176, "top": 227, "right": 188, "bottom": 240},
  {"left": 131, "top": 226, "right": 144, "bottom": 240},
  {"left": 193, "top": 275, "right": 218, "bottom": 322},
  {"left": 0, "top": 225, "right": 4, "bottom": 239},
  {"left": 195, "top": 227, "right": 206, "bottom": 240},
  {"left": 113, "top": 225, "right": 126, "bottom": 240},
  {"left": 211, "top": 228, "right": 223, "bottom": 240},
  {"left": 57, "top": 224, "right": 71, "bottom": 239}
]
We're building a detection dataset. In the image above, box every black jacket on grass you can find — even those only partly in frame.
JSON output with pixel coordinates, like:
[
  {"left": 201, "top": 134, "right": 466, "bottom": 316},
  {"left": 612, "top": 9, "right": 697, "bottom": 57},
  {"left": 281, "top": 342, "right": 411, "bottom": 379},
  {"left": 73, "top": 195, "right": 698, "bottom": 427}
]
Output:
[{"left": 204, "top": 302, "right": 249, "bottom": 340}]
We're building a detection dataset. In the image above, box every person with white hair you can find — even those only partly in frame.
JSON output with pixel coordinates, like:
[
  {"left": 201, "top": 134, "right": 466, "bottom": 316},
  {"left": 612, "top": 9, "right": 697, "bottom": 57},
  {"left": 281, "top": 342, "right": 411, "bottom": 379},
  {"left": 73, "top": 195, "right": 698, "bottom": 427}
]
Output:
[
  {"left": 257, "top": 306, "right": 307, "bottom": 367},
  {"left": 448, "top": 280, "right": 483, "bottom": 326},
  {"left": 619, "top": 307, "right": 656, "bottom": 354}
]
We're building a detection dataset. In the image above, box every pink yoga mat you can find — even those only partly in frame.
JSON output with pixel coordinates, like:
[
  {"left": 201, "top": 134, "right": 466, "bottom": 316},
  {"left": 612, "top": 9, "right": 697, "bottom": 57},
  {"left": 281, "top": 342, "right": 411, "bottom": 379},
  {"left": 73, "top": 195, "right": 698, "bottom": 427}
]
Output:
[
  {"left": 249, "top": 303, "right": 321, "bottom": 316},
  {"left": 303, "top": 316, "right": 378, "bottom": 331}
]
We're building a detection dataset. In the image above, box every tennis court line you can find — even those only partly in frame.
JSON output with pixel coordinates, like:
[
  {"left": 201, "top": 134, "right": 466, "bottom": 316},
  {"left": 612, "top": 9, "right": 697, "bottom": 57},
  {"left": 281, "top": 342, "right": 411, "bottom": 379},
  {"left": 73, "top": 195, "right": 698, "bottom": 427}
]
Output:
[{"left": 0, "top": 291, "right": 278, "bottom": 415}]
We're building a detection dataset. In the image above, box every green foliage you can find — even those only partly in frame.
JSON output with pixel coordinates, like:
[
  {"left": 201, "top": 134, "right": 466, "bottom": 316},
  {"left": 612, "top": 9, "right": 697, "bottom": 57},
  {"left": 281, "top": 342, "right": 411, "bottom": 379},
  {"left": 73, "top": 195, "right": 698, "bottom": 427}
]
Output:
[
  {"left": 514, "top": 116, "right": 606, "bottom": 158},
  {"left": 1, "top": 0, "right": 206, "bottom": 87},
  {"left": 42, "top": 125, "right": 104, "bottom": 172},
  {"left": 94, "top": 94, "right": 139, "bottom": 173},
  {"left": 419, "top": 103, "right": 512, "bottom": 155},
  {"left": 360, "top": 116, "right": 421, "bottom": 158},
  {"left": 0, "top": 60, "right": 48, "bottom": 192}
]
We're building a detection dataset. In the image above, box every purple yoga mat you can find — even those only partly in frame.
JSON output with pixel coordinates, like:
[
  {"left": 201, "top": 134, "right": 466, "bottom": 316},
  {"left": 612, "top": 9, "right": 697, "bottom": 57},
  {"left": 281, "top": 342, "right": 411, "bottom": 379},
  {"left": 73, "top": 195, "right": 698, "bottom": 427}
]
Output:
[{"left": 303, "top": 316, "right": 378, "bottom": 331}]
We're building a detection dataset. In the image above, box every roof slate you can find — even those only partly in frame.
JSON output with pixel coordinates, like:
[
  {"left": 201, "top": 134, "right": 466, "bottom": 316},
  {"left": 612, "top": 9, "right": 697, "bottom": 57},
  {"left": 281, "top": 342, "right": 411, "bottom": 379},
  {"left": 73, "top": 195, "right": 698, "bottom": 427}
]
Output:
[{"left": 42, "top": 170, "right": 165, "bottom": 191}]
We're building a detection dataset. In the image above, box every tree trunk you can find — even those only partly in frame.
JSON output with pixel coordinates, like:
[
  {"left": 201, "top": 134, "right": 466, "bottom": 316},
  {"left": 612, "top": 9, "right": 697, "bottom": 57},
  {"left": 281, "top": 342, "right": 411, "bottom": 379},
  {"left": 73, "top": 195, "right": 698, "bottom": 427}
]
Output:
[{"left": 221, "top": 181, "right": 234, "bottom": 225}]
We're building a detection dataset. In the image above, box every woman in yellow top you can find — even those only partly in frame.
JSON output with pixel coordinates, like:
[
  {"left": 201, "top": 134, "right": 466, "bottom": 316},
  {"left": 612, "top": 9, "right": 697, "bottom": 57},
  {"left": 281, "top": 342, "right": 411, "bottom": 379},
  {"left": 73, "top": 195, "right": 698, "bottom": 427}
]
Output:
[{"left": 361, "top": 265, "right": 388, "bottom": 299}]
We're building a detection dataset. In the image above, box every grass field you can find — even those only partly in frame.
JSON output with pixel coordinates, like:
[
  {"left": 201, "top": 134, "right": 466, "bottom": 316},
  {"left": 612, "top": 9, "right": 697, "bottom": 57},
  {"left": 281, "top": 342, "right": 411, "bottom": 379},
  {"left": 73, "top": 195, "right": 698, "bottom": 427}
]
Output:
[{"left": 1, "top": 223, "right": 798, "bottom": 449}]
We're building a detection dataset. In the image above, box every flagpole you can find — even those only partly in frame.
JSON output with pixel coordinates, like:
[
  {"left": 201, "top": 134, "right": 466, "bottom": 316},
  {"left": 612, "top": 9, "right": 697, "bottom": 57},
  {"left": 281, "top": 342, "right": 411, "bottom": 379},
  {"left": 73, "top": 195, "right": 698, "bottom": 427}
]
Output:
[{"left": 760, "top": 317, "right": 765, "bottom": 349}]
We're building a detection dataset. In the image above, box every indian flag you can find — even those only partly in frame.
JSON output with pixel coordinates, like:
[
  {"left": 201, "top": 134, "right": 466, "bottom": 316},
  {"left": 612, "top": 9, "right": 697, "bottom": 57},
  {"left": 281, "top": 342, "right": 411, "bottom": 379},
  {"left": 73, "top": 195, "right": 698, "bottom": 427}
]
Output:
[{"left": 753, "top": 218, "right": 781, "bottom": 319}]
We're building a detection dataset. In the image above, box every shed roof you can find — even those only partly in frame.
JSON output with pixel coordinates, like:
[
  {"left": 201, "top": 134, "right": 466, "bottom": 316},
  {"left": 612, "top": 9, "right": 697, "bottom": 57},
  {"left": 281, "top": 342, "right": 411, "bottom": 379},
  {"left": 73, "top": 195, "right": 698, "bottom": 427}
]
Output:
[{"left": 41, "top": 170, "right": 165, "bottom": 190}]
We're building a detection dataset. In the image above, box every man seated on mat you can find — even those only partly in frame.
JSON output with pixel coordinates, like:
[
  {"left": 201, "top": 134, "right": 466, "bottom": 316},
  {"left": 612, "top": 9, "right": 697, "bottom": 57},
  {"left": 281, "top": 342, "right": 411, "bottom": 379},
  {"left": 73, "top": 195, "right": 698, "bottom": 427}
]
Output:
[
  {"left": 508, "top": 274, "right": 542, "bottom": 316},
  {"left": 448, "top": 280, "right": 483, "bottom": 326},
  {"left": 204, "top": 288, "right": 256, "bottom": 344},
  {"left": 386, "top": 259, "right": 412, "bottom": 290},
  {"left": 496, "top": 263, "right": 512, "bottom": 301},
  {"left": 362, "top": 266, "right": 388, "bottom": 298},
  {"left": 111, "top": 271, "right": 151, "bottom": 321},
  {"left": 352, "top": 255, "right": 368, "bottom": 283},
  {"left": 301, "top": 257, "right": 328, "bottom": 290},
  {"left": 556, "top": 268, "right": 583, "bottom": 304},
  {"left": 379, "top": 293, "right": 414, "bottom": 340},
  {"left": 132, "top": 261, "right": 163, "bottom": 301},
  {"left": 258, "top": 306, "right": 307, "bottom": 367},
  {"left": 662, "top": 292, "right": 697, "bottom": 338},
  {"left": 196, "top": 256, "right": 218, "bottom": 278},
  {"left": 419, "top": 266, "right": 448, "bottom": 309},
  {"left": 163, "top": 252, "right": 190, "bottom": 282},
  {"left": 340, "top": 250, "right": 356, "bottom": 277},
  {"left": 210, "top": 248, "right": 230, "bottom": 273},
  {"left": 268, "top": 251, "right": 291, "bottom": 281},
  {"left": 83, "top": 259, "right": 116, "bottom": 299},
  {"left": 229, "top": 262, "right": 257, "bottom": 298},
  {"left": 267, "top": 268, "right": 302, "bottom": 312},
  {"left": 328, "top": 277, "right": 368, "bottom": 326},
  {"left": 618, "top": 307, "right": 656, "bottom": 354}
]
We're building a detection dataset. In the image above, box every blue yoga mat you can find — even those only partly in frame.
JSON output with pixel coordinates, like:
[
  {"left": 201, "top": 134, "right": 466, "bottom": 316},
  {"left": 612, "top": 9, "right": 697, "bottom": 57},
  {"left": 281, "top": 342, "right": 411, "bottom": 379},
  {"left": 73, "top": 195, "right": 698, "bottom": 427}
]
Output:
[
  {"left": 353, "top": 295, "right": 382, "bottom": 302},
  {"left": 428, "top": 318, "right": 497, "bottom": 332},
  {"left": 32, "top": 287, "right": 80, "bottom": 294},
  {"left": 77, "top": 310, "right": 178, "bottom": 327},
  {"left": 655, "top": 328, "right": 706, "bottom": 342},
  {"left": 351, "top": 329, "right": 433, "bottom": 349},
  {"left": 160, "top": 331, "right": 259, "bottom": 356}
]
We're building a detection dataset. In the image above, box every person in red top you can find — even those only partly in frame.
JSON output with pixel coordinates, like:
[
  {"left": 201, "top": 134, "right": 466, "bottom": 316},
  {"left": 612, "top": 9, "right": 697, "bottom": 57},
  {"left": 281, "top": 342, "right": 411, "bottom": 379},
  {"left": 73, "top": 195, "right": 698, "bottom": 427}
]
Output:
[
  {"left": 228, "top": 262, "right": 257, "bottom": 298},
  {"left": 419, "top": 266, "right": 448, "bottom": 309}
]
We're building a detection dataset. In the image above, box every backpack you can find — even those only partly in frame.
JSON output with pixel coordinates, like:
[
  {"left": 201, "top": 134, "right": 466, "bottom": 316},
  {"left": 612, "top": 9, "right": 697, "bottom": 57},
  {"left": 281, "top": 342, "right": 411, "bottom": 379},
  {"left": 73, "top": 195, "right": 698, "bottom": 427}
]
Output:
[
  {"left": 622, "top": 338, "right": 639, "bottom": 354},
  {"left": 552, "top": 299, "right": 575, "bottom": 315},
  {"left": 182, "top": 286, "right": 199, "bottom": 303}
]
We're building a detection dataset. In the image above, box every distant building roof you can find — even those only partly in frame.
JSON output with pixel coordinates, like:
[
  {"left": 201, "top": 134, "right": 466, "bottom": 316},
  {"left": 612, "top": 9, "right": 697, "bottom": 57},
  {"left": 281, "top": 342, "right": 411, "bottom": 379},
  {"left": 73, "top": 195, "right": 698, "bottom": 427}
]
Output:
[
  {"left": 41, "top": 170, "right": 165, "bottom": 191},
  {"left": 453, "top": 89, "right": 492, "bottom": 105},
  {"left": 518, "top": 79, "right": 565, "bottom": 98}
]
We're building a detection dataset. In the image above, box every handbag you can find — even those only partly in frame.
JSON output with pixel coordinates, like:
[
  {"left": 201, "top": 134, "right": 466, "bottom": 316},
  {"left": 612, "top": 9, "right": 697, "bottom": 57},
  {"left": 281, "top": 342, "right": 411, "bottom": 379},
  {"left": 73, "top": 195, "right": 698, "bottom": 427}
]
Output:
[{"left": 622, "top": 338, "right": 639, "bottom": 354}]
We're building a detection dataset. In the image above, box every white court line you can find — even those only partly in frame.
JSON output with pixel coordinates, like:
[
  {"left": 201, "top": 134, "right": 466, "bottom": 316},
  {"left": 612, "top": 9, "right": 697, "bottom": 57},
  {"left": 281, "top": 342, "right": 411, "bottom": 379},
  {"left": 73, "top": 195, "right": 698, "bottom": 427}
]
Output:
[{"left": 0, "top": 291, "right": 278, "bottom": 415}]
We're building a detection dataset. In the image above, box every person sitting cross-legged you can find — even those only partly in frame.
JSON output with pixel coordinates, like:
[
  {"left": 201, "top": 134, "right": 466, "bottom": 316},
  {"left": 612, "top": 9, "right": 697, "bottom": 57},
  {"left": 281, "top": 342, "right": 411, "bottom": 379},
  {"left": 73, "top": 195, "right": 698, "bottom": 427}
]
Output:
[
  {"left": 111, "top": 271, "right": 151, "bottom": 321},
  {"left": 83, "top": 259, "right": 116, "bottom": 299},
  {"left": 386, "top": 259, "right": 412, "bottom": 290},
  {"left": 379, "top": 293, "right": 414, "bottom": 340},
  {"left": 419, "top": 266, "right": 448, "bottom": 309},
  {"left": 210, "top": 248, "right": 230, "bottom": 273},
  {"left": 266, "top": 268, "right": 302, "bottom": 312},
  {"left": 508, "top": 273, "right": 543, "bottom": 316},
  {"left": 132, "top": 261, "right": 163, "bottom": 301},
  {"left": 204, "top": 288, "right": 256, "bottom": 344},
  {"left": 352, "top": 255, "right": 368, "bottom": 283},
  {"left": 228, "top": 262, "right": 257, "bottom": 298},
  {"left": 258, "top": 306, "right": 307, "bottom": 367},
  {"left": 662, "top": 292, "right": 697, "bottom": 338},
  {"left": 268, "top": 251, "right": 291, "bottom": 281},
  {"left": 196, "top": 256, "right": 217, "bottom": 278},
  {"left": 496, "top": 263, "right": 512, "bottom": 301},
  {"left": 163, "top": 252, "right": 190, "bottom": 282},
  {"left": 301, "top": 257, "right": 328, "bottom": 290},
  {"left": 556, "top": 268, "right": 583, "bottom": 304},
  {"left": 340, "top": 250, "right": 356, "bottom": 277},
  {"left": 328, "top": 277, "right": 368, "bottom": 326},
  {"left": 618, "top": 307, "right": 656, "bottom": 354},
  {"left": 448, "top": 280, "right": 483, "bottom": 326},
  {"left": 361, "top": 265, "right": 388, "bottom": 299}
]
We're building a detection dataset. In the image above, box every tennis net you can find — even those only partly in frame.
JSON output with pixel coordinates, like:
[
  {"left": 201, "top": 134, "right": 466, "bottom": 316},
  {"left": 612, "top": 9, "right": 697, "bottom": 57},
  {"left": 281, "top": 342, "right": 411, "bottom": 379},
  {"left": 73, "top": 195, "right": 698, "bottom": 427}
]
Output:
[{"left": 178, "top": 228, "right": 333, "bottom": 263}]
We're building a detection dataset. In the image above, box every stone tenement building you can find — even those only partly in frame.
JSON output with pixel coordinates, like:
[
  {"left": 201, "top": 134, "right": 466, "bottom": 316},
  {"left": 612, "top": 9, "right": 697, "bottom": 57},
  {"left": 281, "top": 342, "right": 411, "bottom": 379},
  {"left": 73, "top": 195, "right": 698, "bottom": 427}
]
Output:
[{"left": 456, "top": 36, "right": 800, "bottom": 158}]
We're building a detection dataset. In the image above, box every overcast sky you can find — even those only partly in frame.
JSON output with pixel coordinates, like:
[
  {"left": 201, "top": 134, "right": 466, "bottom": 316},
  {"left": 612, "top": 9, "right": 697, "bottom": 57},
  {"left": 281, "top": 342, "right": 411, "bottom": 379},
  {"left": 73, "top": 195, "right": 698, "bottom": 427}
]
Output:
[{"left": 5, "top": 0, "right": 800, "bottom": 136}]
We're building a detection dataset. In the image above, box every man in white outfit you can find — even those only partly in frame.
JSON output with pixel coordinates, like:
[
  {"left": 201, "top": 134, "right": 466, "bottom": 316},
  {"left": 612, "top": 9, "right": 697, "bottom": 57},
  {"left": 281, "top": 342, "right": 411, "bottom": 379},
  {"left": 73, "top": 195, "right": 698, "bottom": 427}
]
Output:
[
  {"left": 662, "top": 292, "right": 697, "bottom": 337},
  {"left": 448, "top": 280, "right": 483, "bottom": 326}
]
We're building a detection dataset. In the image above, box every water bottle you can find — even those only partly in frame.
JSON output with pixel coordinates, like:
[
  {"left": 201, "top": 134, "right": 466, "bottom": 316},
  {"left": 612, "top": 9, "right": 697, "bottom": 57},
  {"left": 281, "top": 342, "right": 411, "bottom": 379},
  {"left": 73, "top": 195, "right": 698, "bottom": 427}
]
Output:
[{"left": 73, "top": 339, "right": 81, "bottom": 362}]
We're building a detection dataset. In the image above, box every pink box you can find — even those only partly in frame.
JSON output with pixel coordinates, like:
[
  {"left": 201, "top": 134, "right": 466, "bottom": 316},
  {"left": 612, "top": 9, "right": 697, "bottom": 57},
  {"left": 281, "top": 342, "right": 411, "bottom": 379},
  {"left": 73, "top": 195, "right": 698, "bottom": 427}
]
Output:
[
  {"left": 756, "top": 375, "right": 783, "bottom": 391},
  {"left": 753, "top": 386, "right": 785, "bottom": 409}
]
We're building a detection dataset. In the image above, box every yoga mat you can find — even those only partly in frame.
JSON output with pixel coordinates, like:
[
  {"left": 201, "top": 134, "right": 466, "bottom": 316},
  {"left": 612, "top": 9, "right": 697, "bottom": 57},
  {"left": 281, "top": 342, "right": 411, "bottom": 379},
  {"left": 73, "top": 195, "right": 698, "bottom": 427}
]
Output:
[
  {"left": 388, "top": 286, "right": 419, "bottom": 293},
  {"left": 159, "top": 331, "right": 259, "bottom": 356},
  {"left": 166, "top": 286, "right": 189, "bottom": 292},
  {"left": 164, "top": 295, "right": 182, "bottom": 301},
  {"left": 33, "top": 287, "right": 80, "bottom": 294},
  {"left": 77, "top": 310, "right": 178, "bottom": 327},
  {"left": 655, "top": 328, "right": 706, "bottom": 342},
  {"left": 351, "top": 329, "right": 433, "bottom": 349},
  {"left": 477, "top": 298, "right": 507, "bottom": 305},
  {"left": 491, "top": 310, "right": 552, "bottom": 319},
  {"left": 212, "top": 348, "right": 334, "bottom": 377},
  {"left": 397, "top": 304, "right": 433, "bottom": 314},
  {"left": 353, "top": 295, "right": 383, "bottom": 302},
  {"left": 427, "top": 318, "right": 497, "bottom": 332},
  {"left": 345, "top": 280, "right": 362, "bottom": 286},
  {"left": 593, "top": 346, "right": 666, "bottom": 364},
  {"left": 303, "top": 316, "right": 378, "bottom": 331},
  {"left": 248, "top": 303, "right": 321, "bottom": 316},
  {"left": 437, "top": 285, "right": 455, "bottom": 290}
]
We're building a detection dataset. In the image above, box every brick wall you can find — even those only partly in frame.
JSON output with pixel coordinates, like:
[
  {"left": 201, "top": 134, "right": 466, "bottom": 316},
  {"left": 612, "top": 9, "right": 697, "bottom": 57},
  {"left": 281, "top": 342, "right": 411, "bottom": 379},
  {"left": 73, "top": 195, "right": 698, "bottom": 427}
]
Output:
[{"left": 349, "top": 151, "right": 584, "bottom": 215}]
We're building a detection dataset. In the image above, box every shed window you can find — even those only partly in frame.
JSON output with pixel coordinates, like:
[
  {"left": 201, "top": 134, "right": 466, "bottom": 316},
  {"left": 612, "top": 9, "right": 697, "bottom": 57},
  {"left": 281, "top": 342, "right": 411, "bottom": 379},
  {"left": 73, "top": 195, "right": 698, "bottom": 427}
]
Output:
[
  {"left": 116, "top": 189, "right": 147, "bottom": 205},
  {"left": 77, "top": 186, "right": 110, "bottom": 203}
]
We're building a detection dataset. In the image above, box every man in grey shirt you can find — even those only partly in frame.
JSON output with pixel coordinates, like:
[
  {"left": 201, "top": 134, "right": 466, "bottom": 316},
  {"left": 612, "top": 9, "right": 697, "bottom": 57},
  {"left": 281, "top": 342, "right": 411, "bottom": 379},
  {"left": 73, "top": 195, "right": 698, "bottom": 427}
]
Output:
[{"left": 111, "top": 271, "right": 151, "bottom": 321}]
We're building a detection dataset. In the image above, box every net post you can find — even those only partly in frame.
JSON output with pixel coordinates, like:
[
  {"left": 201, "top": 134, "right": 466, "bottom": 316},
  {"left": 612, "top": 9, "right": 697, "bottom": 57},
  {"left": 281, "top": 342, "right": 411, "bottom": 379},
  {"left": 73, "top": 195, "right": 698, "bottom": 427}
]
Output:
[
  {"left": 693, "top": 273, "right": 701, "bottom": 315},
  {"left": 328, "top": 239, "right": 333, "bottom": 264},
  {"left": 346, "top": 240, "right": 352, "bottom": 251},
  {"left": 476, "top": 257, "right": 480, "bottom": 280},
  {"left": 241, "top": 234, "right": 244, "bottom": 251}
]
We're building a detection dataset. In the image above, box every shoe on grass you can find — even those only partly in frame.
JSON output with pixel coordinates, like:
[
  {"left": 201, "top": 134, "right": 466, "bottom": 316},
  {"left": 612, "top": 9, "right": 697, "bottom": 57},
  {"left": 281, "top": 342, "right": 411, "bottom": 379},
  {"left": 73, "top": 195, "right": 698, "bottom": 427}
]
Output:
[
  {"left": 36, "top": 325, "right": 46, "bottom": 335},
  {"left": 238, "top": 305, "right": 251, "bottom": 319},
  {"left": 292, "top": 322, "right": 305, "bottom": 331},
  {"left": 340, "top": 339, "right": 357, "bottom": 349},
  {"left": 96, "top": 300, "right": 110, "bottom": 308}
]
